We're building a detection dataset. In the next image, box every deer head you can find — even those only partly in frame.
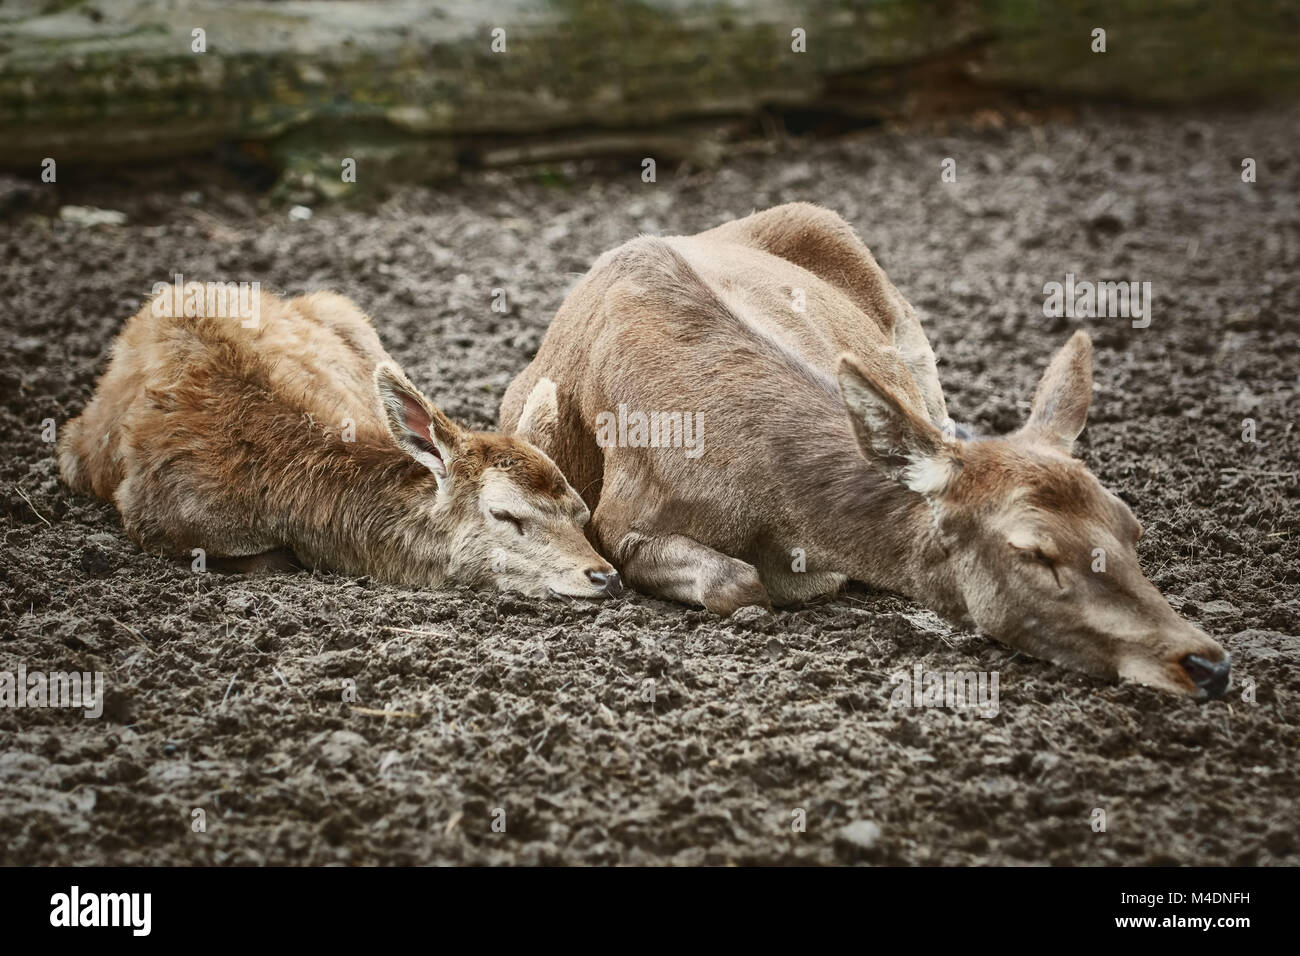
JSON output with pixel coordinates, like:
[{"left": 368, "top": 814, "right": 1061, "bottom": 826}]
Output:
[
  {"left": 837, "top": 332, "right": 1230, "bottom": 699},
  {"left": 375, "top": 364, "right": 620, "bottom": 599}
]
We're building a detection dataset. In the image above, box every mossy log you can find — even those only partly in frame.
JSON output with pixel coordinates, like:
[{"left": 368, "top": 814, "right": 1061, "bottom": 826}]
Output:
[{"left": 1, "top": 0, "right": 1296, "bottom": 181}]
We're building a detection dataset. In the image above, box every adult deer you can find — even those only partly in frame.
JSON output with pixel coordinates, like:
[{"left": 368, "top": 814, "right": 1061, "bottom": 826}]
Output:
[
  {"left": 501, "top": 203, "right": 1230, "bottom": 698},
  {"left": 59, "top": 288, "right": 619, "bottom": 599}
]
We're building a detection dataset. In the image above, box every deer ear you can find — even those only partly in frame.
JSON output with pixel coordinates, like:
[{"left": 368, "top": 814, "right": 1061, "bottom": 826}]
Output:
[
  {"left": 1022, "top": 331, "right": 1092, "bottom": 452},
  {"left": 374, "top": 363, "right": 461, "bottom": 488},
  {"left": 837, "top": 352, "right": 955, "bottom": 496},
  {"left": 515, "top": 377, "right": 560, "bottom": 453}
]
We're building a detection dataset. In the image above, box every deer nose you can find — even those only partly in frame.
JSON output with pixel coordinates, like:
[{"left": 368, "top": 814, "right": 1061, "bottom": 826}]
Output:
[
  {"left": 1181, "top": 654, "right": 1231, "bottom": 699},
  {"left": 586, "top": 568, "right": 623, "bottom": 596}
]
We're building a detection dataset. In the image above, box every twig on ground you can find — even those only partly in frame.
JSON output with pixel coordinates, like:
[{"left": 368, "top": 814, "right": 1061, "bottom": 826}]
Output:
[
  {"left": 380, "top": 625, "right": 452, "bottom": 638},
  {"left": 14, "top": 485, "right": 51, "bottom": 528},
  {"left": 110, "top": 616, "right": 156, "bottom": 654},
  {"left": 351, "top": 706, "right": 421, "bottom": 718}
]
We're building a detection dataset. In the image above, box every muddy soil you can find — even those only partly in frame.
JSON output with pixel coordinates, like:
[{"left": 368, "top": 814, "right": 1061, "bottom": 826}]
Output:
[{"left": 1, "top": 105, "right": 1297, "bottom": 865}]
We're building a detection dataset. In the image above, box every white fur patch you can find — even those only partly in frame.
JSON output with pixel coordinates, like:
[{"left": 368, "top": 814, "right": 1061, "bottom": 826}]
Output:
[
  {"left": 413, "top": 448, "right": 448, "bottom": 484},
  {"left": 902, "top": 456, "right": 952, "bottom": 496}
]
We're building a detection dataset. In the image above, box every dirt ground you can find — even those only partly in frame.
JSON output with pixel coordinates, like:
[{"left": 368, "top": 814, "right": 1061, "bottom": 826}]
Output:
[{"left": 1, "top": 104, "right": 1297, "bottom": 866}]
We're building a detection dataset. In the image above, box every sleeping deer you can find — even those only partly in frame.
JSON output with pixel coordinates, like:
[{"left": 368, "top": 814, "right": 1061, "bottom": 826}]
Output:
[
  {"left": 59, "top": 287, "right": 620, "bottom": 599},
  {"left": 501, "top": 203, "right": 1231, "bottom": 698}
]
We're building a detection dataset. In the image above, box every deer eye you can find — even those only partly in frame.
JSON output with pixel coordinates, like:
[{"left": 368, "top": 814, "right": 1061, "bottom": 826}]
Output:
[
  {"left": 491, "top": 510, "right": 525, "bottom": 535},
  {"left": 1015, "top": 546, "right": 1064, "bottom": 589}
]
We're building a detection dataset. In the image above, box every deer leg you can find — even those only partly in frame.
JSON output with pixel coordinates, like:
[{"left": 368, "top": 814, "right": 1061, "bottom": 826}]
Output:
[
  {"left": 606, "top": 529, "right": 770, "bottom": 615},
  {"left": 116, "top": 472, "right": 288, "bottom": 570},
  {"left": 590, "top": 469, "right": 769, "bottom": 614}
]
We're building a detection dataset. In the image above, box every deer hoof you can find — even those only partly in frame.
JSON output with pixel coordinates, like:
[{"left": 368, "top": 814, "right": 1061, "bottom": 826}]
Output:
[{"left": 702, "top": 560, "right": 770, "bottom": 616}]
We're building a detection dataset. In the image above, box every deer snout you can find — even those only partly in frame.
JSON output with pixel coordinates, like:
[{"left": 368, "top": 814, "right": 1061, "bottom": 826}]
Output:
[
  {"left": 1168, "top": 623, "right": 1230, "bottom": 700},
  {"left": 1117, "top": 620, "right": 1231, "bottom": 699},
  {"left": 586, "top": 567, "right": 623, "bottom": 596},
  {"left": 1181, "top": 653, "right": 1231, "bottom": 700}
]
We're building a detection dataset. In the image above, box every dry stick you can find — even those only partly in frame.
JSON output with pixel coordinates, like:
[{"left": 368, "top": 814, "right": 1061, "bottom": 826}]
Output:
[
  {"left": 14, "top": 485, "right": 51, "bottom": 528},
  {"left": 110, "top": 616, "right": 156, "bottom": 654},
  {"left": 351, "top": 706, "right": 421, "bottom": 719},
  {"left": 221, "top": 671, "right": 239, "bottom": 707},
  {"left": 380, "top": 626, "right": 452, "bottom": 638}
]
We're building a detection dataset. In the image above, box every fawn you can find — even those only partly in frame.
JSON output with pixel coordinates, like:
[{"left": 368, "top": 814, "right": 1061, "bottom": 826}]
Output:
[{"left": 59, "top": 287, "right": 619, "bottom": 599}]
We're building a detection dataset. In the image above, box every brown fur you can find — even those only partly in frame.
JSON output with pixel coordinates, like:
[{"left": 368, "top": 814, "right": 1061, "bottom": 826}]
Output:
[
  {"left": 501, "top": 203, "right": 1229, "bottom": 696},
  {"left": 60, "top": 288, "right": 615, "bottom": 598}
]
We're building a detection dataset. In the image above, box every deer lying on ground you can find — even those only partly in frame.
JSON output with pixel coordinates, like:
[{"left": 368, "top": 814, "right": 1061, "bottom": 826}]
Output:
[
  {"left": 501, "top": 202, "right": 1231, "bottom": 698},
  {"left": 59, "top": 288, "right": 620, "bottom": 599}
]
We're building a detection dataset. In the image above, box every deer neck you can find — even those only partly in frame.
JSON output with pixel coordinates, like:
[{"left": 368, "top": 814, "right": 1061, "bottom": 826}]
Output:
[
  {"left": 278, "top": 435, "right": 456, "bottom": 586},
  {"left": 809, "top": 447, "right": 970, "bottom": 623}
]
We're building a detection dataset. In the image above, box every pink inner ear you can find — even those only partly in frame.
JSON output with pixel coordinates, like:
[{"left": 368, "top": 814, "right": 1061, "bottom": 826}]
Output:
[{"left": 398, "top": 391, "right": 441, "bottom": 459}]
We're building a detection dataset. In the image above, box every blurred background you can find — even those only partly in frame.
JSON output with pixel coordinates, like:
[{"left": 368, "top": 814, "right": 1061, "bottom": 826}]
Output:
[{"left": 2, "top": 0, "right": 1298, "bottom": 204}]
